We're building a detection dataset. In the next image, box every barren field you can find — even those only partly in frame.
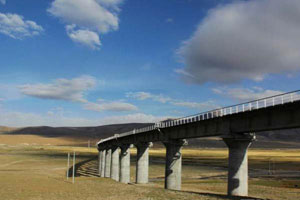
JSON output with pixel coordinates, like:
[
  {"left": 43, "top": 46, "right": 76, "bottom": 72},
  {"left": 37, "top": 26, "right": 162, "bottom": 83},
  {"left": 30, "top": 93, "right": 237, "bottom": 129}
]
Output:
[
  {"left": 0, "top": 134, "right": 91, "bottom": 146},
  {"left": 0, "top": 134, "right": 300, "bottom": 200}
]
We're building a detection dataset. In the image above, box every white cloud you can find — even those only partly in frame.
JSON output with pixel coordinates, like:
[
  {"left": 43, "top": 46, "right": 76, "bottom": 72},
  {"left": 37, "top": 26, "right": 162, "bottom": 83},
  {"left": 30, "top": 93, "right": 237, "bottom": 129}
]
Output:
[
  {"left": 0, "top": 12, "right": 43, "bottom": 39},
  {"left": 127, "top": 91, "right": 218, "bottom": 111},
  {"left": 0, "top": 110, "right": 98, "bottom": 127},
  {"left": 166, "top": 18, "right": 173, "bottom": 23},
  {"left": 17, "top": 75, "right": 140, "bottom": 113},
  {"left": 140, "top": 63, "right": 152, "bottom": 71},
  {"left": 171, "top": 100, "right": 218, "bottom": 110},
  {"left": 177, "top": 0, "right": 300, "bottom": 84},
  {"left": 48, "top": 0, "right": 123, "bottom": 49},
  {"left": 100, "top": 113, "right": 172, "bottom": 125},
  {"left": 48, "top": 0, "right": 119, "bottom": 33},
  {"left": 126, "top": 92, "right": 152, "bottom": 100},
  {"left": 213, "top": 87, "right": 283, "bottom": 102},
  {"left": 19, "top": 75, "right": 96, "bottom": 103},
  {"left": 96, "top": 0, "right": 123, "bottom": 11},
  {"left": 66, "top": 24, "right": 101, "bottom": 49},
  {"left": 126, "top": 92, "right": 171, "bottom": 103},
  {"left": 84, "top": 101, "right": 138, "bottom": 112},
  {"left": 0, "top": 109, "right": 169, "bottom": 127},
  {"left": 0, "top": 0, "right": 6, "bottom": 5}
]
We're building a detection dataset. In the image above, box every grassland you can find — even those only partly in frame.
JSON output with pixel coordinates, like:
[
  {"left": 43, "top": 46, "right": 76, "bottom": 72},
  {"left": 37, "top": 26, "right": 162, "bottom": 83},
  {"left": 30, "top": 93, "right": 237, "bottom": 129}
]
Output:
[{"left": 0, "top": 134, "right": 300, "bottom": 200}]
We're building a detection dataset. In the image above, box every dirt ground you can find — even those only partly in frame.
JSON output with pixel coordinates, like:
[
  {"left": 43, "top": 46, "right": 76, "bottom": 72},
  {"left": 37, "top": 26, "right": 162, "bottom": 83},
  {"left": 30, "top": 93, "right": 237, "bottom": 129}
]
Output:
[
  {"left": 0, "top": 134, "right": 300, "bottom": 200},
  {"left": 0, "top": 145, "right": 231, "bottom": 200},
  {"left": 0, "top": 134, "right": 91, "bottom": 146}
]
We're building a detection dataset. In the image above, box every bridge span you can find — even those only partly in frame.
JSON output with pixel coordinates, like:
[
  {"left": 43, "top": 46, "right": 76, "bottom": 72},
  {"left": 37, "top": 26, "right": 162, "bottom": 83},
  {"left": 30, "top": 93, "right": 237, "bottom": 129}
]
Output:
[{"left": 97, "top": 90, "right": 300, "bottom": 197}]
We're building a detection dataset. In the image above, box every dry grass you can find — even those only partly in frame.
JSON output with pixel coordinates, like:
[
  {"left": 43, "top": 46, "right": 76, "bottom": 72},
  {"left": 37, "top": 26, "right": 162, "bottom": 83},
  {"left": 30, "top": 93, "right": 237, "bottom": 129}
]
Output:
[
  {"left": 0, "top": 126, "right": 18, "bottom": 133},
  {"left": 0, "top": 133, "right": 300, "bottom": 200},
  {"left": 0, "top": 134, "right": 92, "bottom": 146},
  {"left": 0, "top": 145, "right": 230, "bottom": 200}
]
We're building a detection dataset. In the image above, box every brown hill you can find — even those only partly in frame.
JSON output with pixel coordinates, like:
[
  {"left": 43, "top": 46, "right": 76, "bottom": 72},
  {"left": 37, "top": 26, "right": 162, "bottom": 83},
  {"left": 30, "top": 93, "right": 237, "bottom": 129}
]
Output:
[
  {"left": 2, "top": 123, "right": 300, "bottom": 148},
  {"left": 185, "top": 129, "right": 300, "bottom": 149},
  {"left": 3, "top": 123, "right": 153, "bottom": 140}
]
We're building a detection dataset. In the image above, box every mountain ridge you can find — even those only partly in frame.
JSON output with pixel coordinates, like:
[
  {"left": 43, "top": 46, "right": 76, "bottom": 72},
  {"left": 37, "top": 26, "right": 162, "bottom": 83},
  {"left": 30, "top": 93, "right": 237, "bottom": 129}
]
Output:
[{"left": 1, "top": 124, "right": 300, "bottom": 148}]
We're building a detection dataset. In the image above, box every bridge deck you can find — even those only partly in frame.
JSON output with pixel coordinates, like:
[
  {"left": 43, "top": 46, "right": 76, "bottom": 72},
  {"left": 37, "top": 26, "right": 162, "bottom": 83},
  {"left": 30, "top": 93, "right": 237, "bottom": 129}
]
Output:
[{"left": 98, "top": 90, "right": 300, "bottom": 147}]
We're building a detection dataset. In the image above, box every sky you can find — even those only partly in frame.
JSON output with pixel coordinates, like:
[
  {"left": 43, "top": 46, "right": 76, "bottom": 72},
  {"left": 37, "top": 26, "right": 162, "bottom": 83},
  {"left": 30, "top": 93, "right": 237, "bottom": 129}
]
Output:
[{"left": 0, "top": 0, "right": 300, "bottom": 127}]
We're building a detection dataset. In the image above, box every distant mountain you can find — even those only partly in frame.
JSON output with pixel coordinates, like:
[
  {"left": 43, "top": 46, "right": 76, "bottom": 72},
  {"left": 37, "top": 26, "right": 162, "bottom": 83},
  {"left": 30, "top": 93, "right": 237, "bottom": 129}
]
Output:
[
  {"left": 3, "top": 123, "right": 153, "bottom": 139},
  {"left": 2, "top": 124, "right": 300, "bottom": 148},
  {"left": 185, "top": 129, "right": 300, "bottom": 149}
]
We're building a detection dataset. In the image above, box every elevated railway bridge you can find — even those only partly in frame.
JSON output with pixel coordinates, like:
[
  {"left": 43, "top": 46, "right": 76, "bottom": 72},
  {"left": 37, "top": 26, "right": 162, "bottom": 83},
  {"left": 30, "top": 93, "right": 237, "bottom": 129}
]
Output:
[{"left": 97, "top": 90, "right": 300, "bottom": 197}]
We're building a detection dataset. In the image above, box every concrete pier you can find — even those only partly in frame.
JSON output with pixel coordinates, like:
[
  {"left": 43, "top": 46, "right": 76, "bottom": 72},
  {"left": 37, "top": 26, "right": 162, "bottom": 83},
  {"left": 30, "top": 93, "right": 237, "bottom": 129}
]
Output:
[
  {"left": 100, "top": 149, "right": 106, "bottom": 177},
  {"left": 135, "top": 142, "right": 152, "bottom": 184},
  {"left": 111, "top": 146, "right": 120, "bottom": 181},
  {"left": 223, "top": 134, "right": 255, "bottom": 197},
  {"left": 98, "top": 151, "right": 102, "bottom": 175},
  {"left": 105, "top": 148, "right": 112, "bottom": 178},
  {"left": 163, "top": 139, "right": 187, "bottom": 190},
  {"left": 120, "top": 144, "right": 131, "bottom": 183}
]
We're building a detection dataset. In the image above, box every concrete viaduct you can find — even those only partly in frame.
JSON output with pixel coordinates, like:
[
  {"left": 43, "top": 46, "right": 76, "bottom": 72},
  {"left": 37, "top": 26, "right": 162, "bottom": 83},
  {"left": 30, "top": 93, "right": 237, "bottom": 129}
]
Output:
[{"left": 97, "top": 90, "right": 300, "bottom": 197}]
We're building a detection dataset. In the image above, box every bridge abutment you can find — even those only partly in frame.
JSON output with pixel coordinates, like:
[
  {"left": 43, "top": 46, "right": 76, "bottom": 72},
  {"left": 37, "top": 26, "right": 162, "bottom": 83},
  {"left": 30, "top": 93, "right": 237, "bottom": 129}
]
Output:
[
  {"left": 111, "top": 146, "right": 120, "bottom": 181},
  {"left": 100, "top": 149, "right": 106, "bottom": 177},
  {"left": 163, "top": 139, "right": 187, "bottom": 190},
  {"left": 105, "top": 148, "right": 112, "bottom": 178},
  {"left": 135, "top": 142, "right": 152, "bottom": 184},
  {"left": 223, "top": 134, "right": 256, "bottom": 197},
  {"left": 120, "top": 144, "right": 131, "bottom": 183}
]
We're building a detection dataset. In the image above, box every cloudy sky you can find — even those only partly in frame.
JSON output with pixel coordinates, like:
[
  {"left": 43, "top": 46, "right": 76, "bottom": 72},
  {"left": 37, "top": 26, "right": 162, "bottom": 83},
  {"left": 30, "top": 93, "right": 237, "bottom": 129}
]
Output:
[{"left": 0, "top": 0, "right": 299, "bottom": 127}]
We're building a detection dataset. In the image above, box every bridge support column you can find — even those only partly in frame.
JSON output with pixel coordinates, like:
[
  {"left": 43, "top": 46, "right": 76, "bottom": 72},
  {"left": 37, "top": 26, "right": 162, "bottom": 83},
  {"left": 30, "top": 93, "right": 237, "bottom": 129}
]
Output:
[
  {"left": 105, "top": 148, "right": 112, "bottom": 178},
  {"left": 223, "top": 134, "right": 256, "bottom": 197},
  {"left": 98, "top": 151, "right": 102, "bottom": 175},
  {"left": 135, "top": 142, "right": 152, "bottom": 184},
  {"left": 120, "top": 144, "right": 131, "bottom": 183},
  {"left": 163, "top": 139, "right": 187, "bottom": 191},
  {"left": 100, "top": 149, "right": 106, "bottom": 177},
  {"left": 111, "top": 146, "right": 120, "bottom": 181}
]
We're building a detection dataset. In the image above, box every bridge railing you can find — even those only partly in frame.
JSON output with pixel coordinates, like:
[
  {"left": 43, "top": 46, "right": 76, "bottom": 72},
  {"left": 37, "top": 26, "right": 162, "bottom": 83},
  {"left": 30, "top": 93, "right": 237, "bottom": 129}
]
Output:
[
  {"left": 156, "top": 90, "right": 300, "bottom": 129},
  {"left": 100, "top": 90, "right": 300, "bottom": 143}
]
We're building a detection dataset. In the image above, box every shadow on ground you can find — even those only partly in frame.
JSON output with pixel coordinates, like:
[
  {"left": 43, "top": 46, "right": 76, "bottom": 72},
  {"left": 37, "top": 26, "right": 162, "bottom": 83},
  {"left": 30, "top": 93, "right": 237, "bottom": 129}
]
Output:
[
  {"left": 70, "top": 158, "right": 267, "bottom": 200},
  {"left": 181, "top": 190, "right": 265, "bottom": 200},
  {"left": 68, "top": 156, "right": 99, "bottom": 177}
]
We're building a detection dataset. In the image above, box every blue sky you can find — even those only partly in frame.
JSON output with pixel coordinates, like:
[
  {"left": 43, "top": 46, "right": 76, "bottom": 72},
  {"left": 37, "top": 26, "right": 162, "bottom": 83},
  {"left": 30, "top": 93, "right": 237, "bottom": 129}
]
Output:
[{"left": 0, "top": 0, "right": 300, "bottom": 127}]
